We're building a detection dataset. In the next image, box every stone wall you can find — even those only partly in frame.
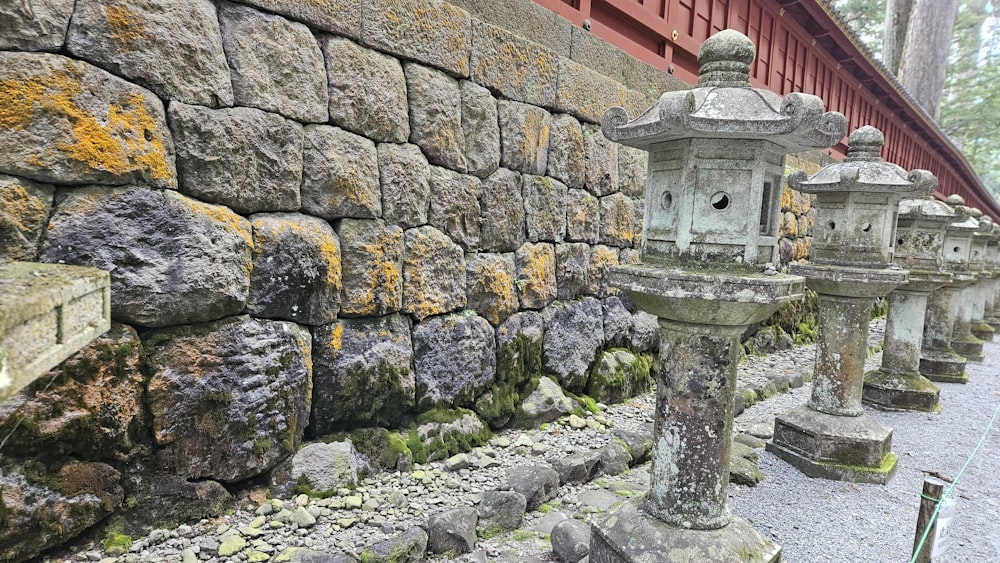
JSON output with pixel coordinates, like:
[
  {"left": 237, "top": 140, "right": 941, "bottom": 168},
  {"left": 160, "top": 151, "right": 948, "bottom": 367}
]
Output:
[{"left": 0, "top": 0, "right": 693, "bottom": 558}]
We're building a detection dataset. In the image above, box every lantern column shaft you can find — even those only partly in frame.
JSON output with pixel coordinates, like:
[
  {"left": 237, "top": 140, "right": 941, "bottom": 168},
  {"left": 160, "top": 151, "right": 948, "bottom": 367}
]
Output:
[{"left": 920, "top": 284, "right": 969, "bottom": 383}]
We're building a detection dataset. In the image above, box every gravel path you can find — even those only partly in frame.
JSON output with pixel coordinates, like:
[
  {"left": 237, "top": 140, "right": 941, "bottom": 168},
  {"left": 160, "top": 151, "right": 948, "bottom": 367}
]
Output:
[{"left": 42, "top": 319, "right": 1000, "bottom": 563}]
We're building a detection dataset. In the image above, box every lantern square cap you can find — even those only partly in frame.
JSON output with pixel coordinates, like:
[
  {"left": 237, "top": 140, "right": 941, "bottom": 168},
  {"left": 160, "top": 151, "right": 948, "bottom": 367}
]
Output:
[
  {"left": 788, "top": 126, "right": 937, "bottom": 197},
  {"left": 602, "top": 29, "right": 847, "bottom": 150}
]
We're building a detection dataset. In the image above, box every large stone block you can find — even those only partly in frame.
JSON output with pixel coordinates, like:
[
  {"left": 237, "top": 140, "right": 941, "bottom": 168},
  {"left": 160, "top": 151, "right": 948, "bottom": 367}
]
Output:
[
  {"left": 583, "top": 123, "right": 619, "bottom": 197},
  {"left": 0, "top": 0, "right": 74, "bottom": 51},
  {"left": 542, "top": 298, "right": 604, "bottom": 392},
  {"left": 479, "top": 168, "right": 526, "bottom": 253},
  {"left": 523, "top": 175, "right": 568, "bottom": 243},
  {"left": 599, "top": 193, "right": 640, "bottom": 248},
  {"left": 311, "top": 314, "right": 414, "bottom": 433},
  {"left": 301, "top": 124, "right": 380, "bottom": 220},
  {"left": 361, "top": 0, "right": 471, "bottom": 78},
  {"left": 461, "top": 80, "right": 501, "bottom": 178},
  {"left": 146, "top": 316, "right": 312, "bottom": 482},
  {"left": 0, "top": 174, "right": 54, "bottom": 261},
  {"left": 248, "top": 213, "right": 341, "bottom": 325},
  {"left": 566, "top": 188, "right": 600, "bottom": 244},
  {"left": 428, "top": 166, "right": 482, "bottom": 251},
  {"left": 41, "top": 186, "right": 252, "bottom": 327},
  {"left": 588, "top": 245, "right": 620, "bottom": 298},
  {"left": 498, "top": 100, "right": 551, "bottom": 176},
  {"left": 470, "top": 21, "right": 556, "bottom": 107},
  {"left": 466, "top": 252, "right": 518, "bottom": 326},
  {"left": 448, "top": 0, "right": 572, "bottom": 57},
  {"left": 547, "top": 114, "right": 585, "bottom": 189},
  {"left": 218, "top": 2, "right": 328, "bottom": 122},
  {"left": 0, "top": 262, "right": 111, "bottom": 404},
  {"left": 403, "top": 226, "right": 467, "bottom": 320},
  {"left": 378, "top": 143, "right": 431, "bottom": 229},
  {"left": 338, "top": 219, "right": 404, "bottom": 317},
  {"left": 555, "top": 58, "right": 629, "bottom": 124},
  {"left": 406, "top": 63, "right": 467, "bottom": 172},
  {"left": 322, "top": 36, "right": 409, "bottom": 143},
  {"left": 169, "top": 102, "right": 303, "bottom": 214},
  {"left": 618, "top": 145, "right": 648, "bottom": 199},
  {"left": 515, "top": 242, "right": 556, "bottom": 310},
  {"left": 414, "top": 313, "right": 496, "bottom": 409},
  {"left": 0, "top": 460, "right": 123, "bottom": 562},
  {"left": 237, "top": 0, "right": 361, "bottom": 38},
  {"left": 66, "top": 0, "right": 234, "bottom": 107},
  {"left": 0, "top": 323, "right": 142, "bottom": 458},
  {"left": 0, "top": 52, "right": 176, "bottom": 188},
  {"left": 555, "top": 243, "right": 590, "bottom": 301}
]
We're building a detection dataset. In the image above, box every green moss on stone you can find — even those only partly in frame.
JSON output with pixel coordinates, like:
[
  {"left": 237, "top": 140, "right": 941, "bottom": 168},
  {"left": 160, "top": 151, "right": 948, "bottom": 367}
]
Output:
[
  {"left": 102, "top": 530, "right": 132, "bottom": 552},
  {"left": 407, "top": 408, "right": 491, "bottom": 464}
]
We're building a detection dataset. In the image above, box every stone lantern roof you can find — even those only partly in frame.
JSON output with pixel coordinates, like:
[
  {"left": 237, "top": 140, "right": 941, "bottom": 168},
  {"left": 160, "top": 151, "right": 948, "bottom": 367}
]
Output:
[
  {"left": 601, "top": 29, "right": 846, "bottom": 150},
  {"left": 788, "top": 126, "right": 936, "bottom": 195}
]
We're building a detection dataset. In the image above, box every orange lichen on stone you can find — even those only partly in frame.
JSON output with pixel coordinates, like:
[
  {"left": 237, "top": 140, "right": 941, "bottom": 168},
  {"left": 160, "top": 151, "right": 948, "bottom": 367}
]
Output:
[
  {"left": 179, "top": 195, "right": 253, "bottom": 249},
  {"left": 329, "top": 323, "right": 344, "bottom": 352},
  {"left": 347, "top": 228, "right": 402, "bottom": 315},
  {"left": 589, "top": 245, "right": 620, "bottom": 295},
  {"left": 603, "top": 197, "right": 637, "bottom": 245},
  {"left": 266, "top": 218, "right": 342, "bottom": 287},
  {"left": 519, "top": 244, "right": 554, "bottom": 301},
  {"left": 471, "top": 259, "right": 516, "bottom": 325},
  {"left": 0, "top": 183, "right": 43, "bottom": 234},
  {"left": 0, "top": 66, "right": 173, "bottom": 183},
  {"left": 104, "top": 4, "right": 149, "bottom": 48}
]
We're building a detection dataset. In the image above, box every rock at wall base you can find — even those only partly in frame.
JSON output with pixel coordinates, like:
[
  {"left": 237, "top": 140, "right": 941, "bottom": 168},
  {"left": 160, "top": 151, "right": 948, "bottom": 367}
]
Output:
[{"left": 590, "top": 500, "right": 781, "bottom": 563}]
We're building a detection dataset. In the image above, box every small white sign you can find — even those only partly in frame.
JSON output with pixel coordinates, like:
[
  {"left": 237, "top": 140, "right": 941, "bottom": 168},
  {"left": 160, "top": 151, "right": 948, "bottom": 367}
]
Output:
[{"left": 930, "top": 498, "right": 957, "bottom": 558}]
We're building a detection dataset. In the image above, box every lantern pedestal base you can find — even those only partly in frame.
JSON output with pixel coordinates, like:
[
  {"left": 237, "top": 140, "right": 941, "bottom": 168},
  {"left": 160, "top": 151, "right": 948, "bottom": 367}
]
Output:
[
  {"left": 862, "top": 368, "right": 941, "bottom": 412},
  {"left": 970, "top": 321, "right": 995, "bottom": 342},
  {"left": 951, "top": 336, "right": 985, "bottom": 362},
  {"left": 919, "top": 349, "right": 968, "bottom": 383},
  {"left": 590, "top": 500, "right": 781, "bottom": 563},
  {"left": 768, "top": 405, "right": 897, "bottom": 484}
]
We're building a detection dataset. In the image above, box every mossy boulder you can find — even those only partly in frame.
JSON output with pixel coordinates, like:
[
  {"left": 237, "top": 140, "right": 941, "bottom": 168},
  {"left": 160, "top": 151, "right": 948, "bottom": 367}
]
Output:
[
  {"left": 474, "top": 311, "right": 543, "bottom": 428},
  {"left": 515, "top": 376, "right": 577, "bottom": 428},
  {"left": 406, "top": 408, "right": 491, "bottom": 464},
  {"left": 586, "top": 349, "right": 651, "bottom": 405}
]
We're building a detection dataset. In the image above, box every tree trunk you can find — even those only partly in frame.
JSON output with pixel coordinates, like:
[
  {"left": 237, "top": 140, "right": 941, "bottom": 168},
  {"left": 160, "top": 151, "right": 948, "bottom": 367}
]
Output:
[
  {"left": 896, "top": 0, "right": 960, "bottom": 119},
  {"left": 882, "top": 0, "right": 914, "bottom": 75}
]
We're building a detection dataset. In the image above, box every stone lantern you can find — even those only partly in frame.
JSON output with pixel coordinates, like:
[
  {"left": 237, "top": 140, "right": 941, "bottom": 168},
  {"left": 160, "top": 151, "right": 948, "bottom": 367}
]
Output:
[
  {"left": 969, "top": 216, "right": 997, "bottom": 343},
  {"left": 984, "top": 229, "right": 1000, "bottom": 329},
  {"left": 591, "top": 29, "right": 847, "bottom": 563},
  {"left": 767, "top": 126, "right": 935, "bottom": 484},
  {"left": 920, "top": 198, "right": 978, "bottom": 383},
  {"left": 861, "top": 196, "right": 951, "bottom": 412},
  {"left": 950, "top": 208, "right": 987, "bottom": 362}
]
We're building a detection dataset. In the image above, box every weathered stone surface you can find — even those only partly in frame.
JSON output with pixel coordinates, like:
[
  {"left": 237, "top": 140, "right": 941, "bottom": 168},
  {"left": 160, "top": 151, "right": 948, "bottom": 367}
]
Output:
[
  {"left": 612, "top": 427, "right": 654, "bottom": 465},
  {"left": 404, "top": 226, "right": 467, "bottom": 320},
  {"left": 41, "top": 186, "right": 251, "bottom": 326},
  {"left": 362, "top": 526, "right": 428, "bottom": 563},
  {"left": 412, "top": 409, "right": 490, "bottom": 462},
  {"left": 498, "top": 101, "right": 551, "bottom": 176},
  {"left": 551, "top": 518, "right": 591, "bottom": 563},
  {"left": 238, "top": 0, "right": 360, "bottom": 38},
  {"left": 338, "top": 219, "right": 403, "bottom": 317},
  {"left": 361, "top": 0, "right": 471, "bottom": 77},
  {"left": 555, "top": 58, "right": 630, "bottom": 124},
  {"left": 618, "top": 145, "right": 648, "bottom": 199},
  {"left": 603, "top": 296, "right": 634, "bottom": 348},
  {"left": 600, "top": 193, "right": 640, "bottom": 248},
  {"left": 519, "top": 375, "right": 575, "bottom": 426},
  {"left": 478, "top": 490, "right": 526, "bottom": 531},
  {"left": 588, "top": 245, "right": 620, "bottom": 298},
  {"left": 555, "top": 243, "right": 590, "bottom": 300},
  {"left": 290, "top": 441, "right": 361, "bottom": 493},
  {"left": 619, "top": 247, "right": 641, "bottom": 265},
  {"left": 448, "top": 0, "right": 572, "bottom": 57},
  {"left": 506, "top": 465, "right": 559, "bottom": 511},
  {"left": 730, "top": 455, "right": 764, "bottom": 486},
  {"left": 379, "top": 143, "right": 431, "bottom": 229},
  {"left": 778, "top": 237, "right": 794, "bottom": 264},
  {"left": 428, "top": 166, "right": 482, "bottom": 251},
  {"left": 523, "top": 175, "right": 568, "bottom": 243},
  {"left": 566, "top": 188, "right": 600, "bottom": 244},
  {"left": 0, "top": 174, "right": 54, "bottom": 261},
  {"left": 218, "top": 2, "right": 327, "bottom": 122},
  {"left": 599, "top": 440, "right": 632, "bottom": 476},
  {"left": 406, "top": 63, "right": 467, "bottom": 172},
  {"left": 427, "top": 507, "right": 478, "bottom": 555},
  {"left": 301, "top": 125, "right": 380, "bottom": 220},
  {"left": 66, "top": 0, "right": 234, "bottom": 107},
  {"left": 122, "top": 474, "right": 232, "bottom": 535},
  {"left": 145, "top": 316, "right": 312, "bottom": 482},
  {"left": 543, "top": 298, "right": 604, "bottom": 391},
  {"left": 169, "top": 102, "right": 302, "bottom": 213},
  {"left": 583, "top": 124, "right": 619, "bottom": 197},
  {"left": 461, "top": 80, "right": 501, "bottom": 178},
  {"left": 248, "top": 213, "right": 340, "bottom": 325},
  {"left": 414, "top": 314, "right": 496, "bottom": 408},
  {"left": 311, "top": 315, "right": 414, "bottom": 430},
  {"left": 470, "top": 21, "right": 556, "bottom": 107},
  {"left": 515, "top": 242, "right": 557, "bottom": 310},
  {"left": 587, "top": 349, "right": 650, "bottom": 404},
  {"left": 550, "top": 450, "right": 602, "bottom": 484},
  {"left": 547, "top": 114, "right": 585, "bottom": 189},
  {"left": 0, "top": 323, "right": 143, "bottom": 458},
  {"left": 322, "top": 36, "right": 409, "bottom": 143},
  {"left": 0, "top": 53, "right": 176, "bottom": 188},
  {"left": 466, "top": 253, "right": 518, "bottom": 326},
  {"left": 0, "top": 460, "right": 123, "bottom": 562},
  {"left": 0, "top": 0, "right": 74, "bottom": 51},
  {"left": 480, "top": 168, "right": 526, "bottom": 253}
]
